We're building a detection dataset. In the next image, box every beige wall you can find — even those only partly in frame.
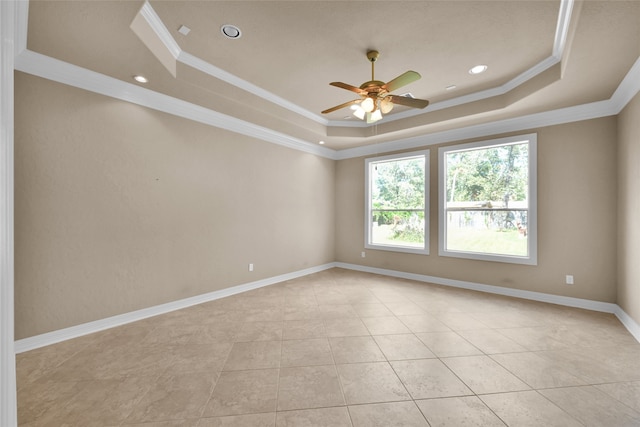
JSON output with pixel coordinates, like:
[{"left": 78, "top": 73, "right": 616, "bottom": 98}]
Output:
[
  {"left": 14, "top": 73, "right": 335, "bottom": 339},
  {"left": 336, "top": 118, "right": 618, "bottom": 303},
  {"left": 13, "top": 70, "right": 631, "bottom": 340},
  {"left": 618, "top": 92, "right": 640, "bottom": 325}
]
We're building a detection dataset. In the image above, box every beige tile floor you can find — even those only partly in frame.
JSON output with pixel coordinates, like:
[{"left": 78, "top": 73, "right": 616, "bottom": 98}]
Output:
[{"left": 16, "top": 268, "right": 640, "bottom": 426}]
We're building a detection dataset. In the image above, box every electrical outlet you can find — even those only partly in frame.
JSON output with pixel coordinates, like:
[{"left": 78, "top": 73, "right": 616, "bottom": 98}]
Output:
[
  {"left": 565, "top": 275, "right": 574, "bottom": 285},
  {"left": 249, "top": 263, "right": 254, "bottom": 272},
  {"left": 361, "top": 251, "right": 366, "bottom": 258}
]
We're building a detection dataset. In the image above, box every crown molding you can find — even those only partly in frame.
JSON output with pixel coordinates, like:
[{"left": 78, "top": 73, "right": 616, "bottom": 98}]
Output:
[
  {"left": 15, "top": 49, "right": 336, "bottom": 159},
  {"left": 138, "top": 0, "right": 573, "bottom": 128},
  {"left": 15, "top": 45, "right": 640, "bottom": 162},
  {"left": 135, "top": 1, "right": 328, "bottom": 126},
  {"left": 137, "top": 1, "right": 180, "bottom": 60},
  {"left": 329, "top": 0, "right": 574, "bottom": 126},
  {"left": 335, "top": 54, "right": 640, "bottom": 159},
  {"left": 15, "top": 47, "right": 640, "bottom": 162},
  {"left": 368, "top": 41, "right": 565, "bottom": 125},
  {"left": 371, "top": 55, "right": 561, "bottom": 125},
  {"left": 610, "top": 56, "right": 640, "bottom": 114},
  {"left": 553, "top": 0, "right": 574, "bottom": 58},
  {"left": 13, "top": 0, "right": 640, "bottom": 162},
  {"left": 177, "top": 51, "right": 325, "bottom": 125},
  {"left": 335, "top": 99, "right": 617, "bottom": 160}
]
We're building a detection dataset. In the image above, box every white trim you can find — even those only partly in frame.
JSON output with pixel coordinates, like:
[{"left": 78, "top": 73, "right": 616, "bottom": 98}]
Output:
[
  {"left": 137, "top": 2, "right": 327, "bottom": 126},
  {"left": 335, "top": 54, "right": 640, "bottom": 160},
  {"left": 15, "top": 263, "right": 336, "bottom": 353},
  {"left": 614, "top": 306, "right": 640, "bottom": 344},
  {"left": 438, "top": 134, "right": 537, "bottom": 265},
  {"left": 382, "top": 55, "right": 561, "bottom": 124},
  {"left": 18, "top": 47, "right": 639, "bottom": 164},
  {"left": 14, "top": 50, "right": 336, "bottom": 160},
  {"left": 14, "top": 0, "right": 27, "bottom": 56},
  {"left": 15, "top": 261, "right": 640, "bottom": 353},
  {"left": 334, "top": 98, "right": 616, "bottom": 160},
  {"left": 335, "top": 262, "right": 617, "bottom": 312},
  {"left": 12, "top": 4, "right": 640, "bottom": 162},
  {"left": 0, "top": 1, "right": 17, "bottom": 425},
  {"left": 177, "top": 51, "right": 326, "bottom": 125},
  {"left": 332, "top": 0, "right": 574, "bottom": 126},
  {"left": 553, "top": 0, "right": 574, "bottom": 58},
  {"left": 137, "top": 0, "right": 575, "bottom": 129},
  {"left": 335, "top": 262, "right": 640, "bottom": 343},
  {"left": 138, "top": 1, "right": 180, "bottom": 60},
  {"left": 609, "top": 56, "right": 640, "bottom": 114},
  {"left": 13, "top": 48, "right": 640, "bottom": 163}
]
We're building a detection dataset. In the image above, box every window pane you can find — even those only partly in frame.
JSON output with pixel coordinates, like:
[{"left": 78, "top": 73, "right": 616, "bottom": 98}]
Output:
[
  {"left": 445, "top": 210, "right": 528, "bottom": 256},
  {"left": 372, "top": 157, "right": 425, "bottom": 210},
  {"left": 444, "top": 141, "right": 530, "bottom": 258},
  {"left": 366, "top": 151, "right": 428, "bottom": 254},
  {"left": 371, "top": 210, "right": 425, "bottom": 248}
]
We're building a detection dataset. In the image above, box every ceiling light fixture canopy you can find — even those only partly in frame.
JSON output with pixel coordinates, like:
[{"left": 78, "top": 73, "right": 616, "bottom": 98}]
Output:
[{"left": 322, "top": 50, "right": 429, "bottom": 124}]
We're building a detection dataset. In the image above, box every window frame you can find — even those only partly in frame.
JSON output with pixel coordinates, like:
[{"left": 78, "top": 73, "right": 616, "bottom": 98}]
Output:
[
  {"left": 438, "top": 134, "right": 537, "bottom": 265},
  {"left": 365, "top": 149, "right": 430, "bottom": 255}
]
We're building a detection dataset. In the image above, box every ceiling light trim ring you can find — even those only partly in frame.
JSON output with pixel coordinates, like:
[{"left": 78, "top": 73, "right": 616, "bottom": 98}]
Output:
[
  {"left": 469, "top": 65, "right": 488, "bottom": 75},
  {"left": 221, "top": 24, "right": 242, "bottom": 39}
]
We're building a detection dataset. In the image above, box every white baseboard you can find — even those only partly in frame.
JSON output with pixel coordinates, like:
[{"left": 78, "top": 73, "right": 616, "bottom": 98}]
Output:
[
  {"left": 335, "top": 262, "right": 640, "bottom": 343},
  {"left": 335, "top": 263, "right": 618, "bottom": 312},
  {"left": 614, "top": 305, "right": 640, "bottom": 344},
  {"left": 16, "top": 261, "right": 640, "bottom": 352},
  {"left": 15, "top": 263, "right": 336, "bottom": 353}
]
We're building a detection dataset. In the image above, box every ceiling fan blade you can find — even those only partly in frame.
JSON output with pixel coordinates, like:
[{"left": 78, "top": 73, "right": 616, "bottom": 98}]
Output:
[
  {"left": 330, "top": 82, "right": 367, "bottom": 95},
  {"left": 382, "top": 70, "right": 421, "bottom": 92},
  {"left": 389, "top": 95, "right": 429, "bottom": 109},
  {"left": 321, "top": 99, "right": 361, "bottom": 114}
]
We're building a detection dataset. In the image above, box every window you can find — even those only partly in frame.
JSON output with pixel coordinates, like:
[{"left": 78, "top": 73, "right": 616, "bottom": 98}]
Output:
[
  {"left": 365, "top": 150, "right": 429, "bottom": 255},
  {"left": 439, "top": 134, "right": 537, "bottom": 264}
]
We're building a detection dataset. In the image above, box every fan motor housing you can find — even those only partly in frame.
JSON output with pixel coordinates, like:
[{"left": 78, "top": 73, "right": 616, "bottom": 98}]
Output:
[{"left": 360, "top": 80, "right": 387, "bottom": 92}]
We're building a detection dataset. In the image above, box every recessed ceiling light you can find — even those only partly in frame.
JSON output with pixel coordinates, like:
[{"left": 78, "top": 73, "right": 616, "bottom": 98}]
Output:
[
  {"left": 469, "top": 65, "right": 488, "bottom": 75},
  {"left": 319, "top": 140, "right": 325, "bottom": 145},
  {"left": 133, "top": 75, "right": 148, "bottom": 83},
  {"left": 446, "top": 84, "right": 457, "bottom": 90},
  {"left": 178, "top": 25, "right": 191, "bottom": 36},
  {"left": 221, "top": 24, "right": 242, "bottom": 39}
]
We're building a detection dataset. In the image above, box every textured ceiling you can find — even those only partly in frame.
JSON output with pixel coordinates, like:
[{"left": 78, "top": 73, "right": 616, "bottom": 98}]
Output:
[{"left": 24, "top": 0, "right": 640, "bottom": 150}]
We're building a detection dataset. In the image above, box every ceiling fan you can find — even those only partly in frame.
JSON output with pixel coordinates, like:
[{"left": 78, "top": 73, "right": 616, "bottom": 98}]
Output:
[{"left": 322, "top": 50, "right": 429, "bottom": 123}]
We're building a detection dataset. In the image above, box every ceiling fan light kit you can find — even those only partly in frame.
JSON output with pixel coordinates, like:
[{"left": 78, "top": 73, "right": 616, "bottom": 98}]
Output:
[{"left": 322, "top": 50, "right": 429, "bottom": 123}]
